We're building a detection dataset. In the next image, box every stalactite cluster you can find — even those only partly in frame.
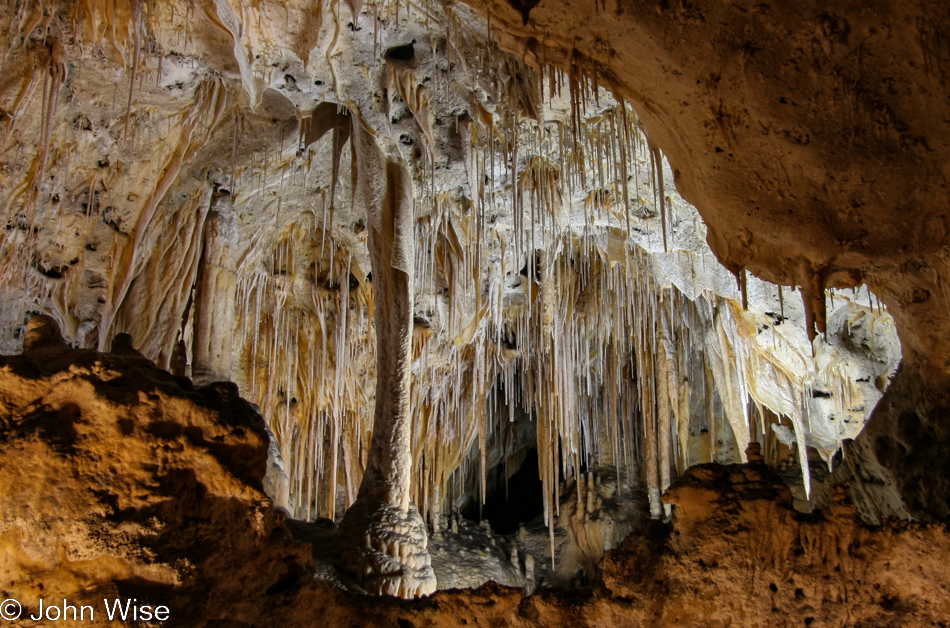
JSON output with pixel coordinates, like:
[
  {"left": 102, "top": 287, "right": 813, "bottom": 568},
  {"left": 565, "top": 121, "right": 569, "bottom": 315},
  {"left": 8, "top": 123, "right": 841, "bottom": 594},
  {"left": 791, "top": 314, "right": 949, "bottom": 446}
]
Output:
[{"left": 0, "top": 0, "right": 901, "bottom": 555}]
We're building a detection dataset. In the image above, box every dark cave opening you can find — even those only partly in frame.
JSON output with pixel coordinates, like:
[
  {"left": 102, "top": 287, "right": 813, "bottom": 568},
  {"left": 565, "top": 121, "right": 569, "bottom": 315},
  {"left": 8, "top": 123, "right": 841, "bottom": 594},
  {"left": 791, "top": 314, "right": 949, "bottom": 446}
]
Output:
[{"left": 463, "top": 447, "right": 545, "bottom": 535}]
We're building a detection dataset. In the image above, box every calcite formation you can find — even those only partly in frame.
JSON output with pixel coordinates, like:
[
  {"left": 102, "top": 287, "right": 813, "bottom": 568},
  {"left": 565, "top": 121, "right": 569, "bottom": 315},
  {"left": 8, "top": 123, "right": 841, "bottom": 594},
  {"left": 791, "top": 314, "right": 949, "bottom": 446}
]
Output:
[
  {"left": 339, "top": 497, "right": 437, "bottom": 597},
  {"left": 192, "top": 192, "right": 239, "bottom": 386},
  {"left": 0, "top": 0, "right": 948, "bottom": 615},
  {"left": 462, "top": 0, "right": 950, "bottom": 522}
]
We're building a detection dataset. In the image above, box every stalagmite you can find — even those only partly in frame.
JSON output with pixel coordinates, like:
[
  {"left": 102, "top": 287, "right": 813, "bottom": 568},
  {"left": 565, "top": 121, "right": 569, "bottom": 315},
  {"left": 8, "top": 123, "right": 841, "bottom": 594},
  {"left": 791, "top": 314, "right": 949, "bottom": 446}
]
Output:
[
  {"left": 643, "top": 329, "right": 663, "bottom": 519},
  {"left": 656, "top": 314, "right": 673, "bottom": 516}
]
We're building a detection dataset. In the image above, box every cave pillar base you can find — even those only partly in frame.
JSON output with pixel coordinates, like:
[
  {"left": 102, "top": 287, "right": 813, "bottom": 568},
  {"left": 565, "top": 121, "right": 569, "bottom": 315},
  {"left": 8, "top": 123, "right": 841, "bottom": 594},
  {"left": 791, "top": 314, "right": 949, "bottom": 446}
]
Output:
[{"left": 339, "top": 497, "right": 437, "bottom": 598}]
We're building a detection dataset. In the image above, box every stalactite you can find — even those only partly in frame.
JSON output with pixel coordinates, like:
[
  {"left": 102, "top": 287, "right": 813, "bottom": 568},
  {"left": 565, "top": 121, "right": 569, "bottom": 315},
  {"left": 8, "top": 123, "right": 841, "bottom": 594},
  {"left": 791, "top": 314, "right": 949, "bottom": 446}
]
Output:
[{"left": 0, "top": 2, "right": 902, "bottom": 563}]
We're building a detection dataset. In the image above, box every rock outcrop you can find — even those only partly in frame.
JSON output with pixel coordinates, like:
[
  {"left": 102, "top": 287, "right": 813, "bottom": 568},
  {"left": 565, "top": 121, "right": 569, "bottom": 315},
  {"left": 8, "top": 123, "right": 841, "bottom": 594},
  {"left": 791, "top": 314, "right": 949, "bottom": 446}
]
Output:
[
  {"left": 605, "top": 447, "right": 950, "bottom": 626},
  {"left": 0, "top": 317, "right": 313, "bottom": 625}
]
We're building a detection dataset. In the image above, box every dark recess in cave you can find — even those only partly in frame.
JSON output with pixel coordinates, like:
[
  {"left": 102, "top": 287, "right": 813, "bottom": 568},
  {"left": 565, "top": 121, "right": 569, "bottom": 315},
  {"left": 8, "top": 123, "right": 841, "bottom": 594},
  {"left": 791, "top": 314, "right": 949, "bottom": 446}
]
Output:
[
  {"left": 464, "top": 447, "right": 545, "bottom": 534},
  {"left": 385, "top": 42, "right": 415, "bottom": 61}
]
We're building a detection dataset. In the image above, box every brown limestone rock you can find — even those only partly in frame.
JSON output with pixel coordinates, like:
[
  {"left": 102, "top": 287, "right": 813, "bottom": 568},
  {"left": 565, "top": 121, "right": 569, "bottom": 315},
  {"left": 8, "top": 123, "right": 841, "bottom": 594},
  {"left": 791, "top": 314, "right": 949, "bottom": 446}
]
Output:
[
  {"left": 0, "top": 316, "right": 311, "bottom": 626},
  {"left": 603, "top": 461, "right": 950, "bottom": 626}
]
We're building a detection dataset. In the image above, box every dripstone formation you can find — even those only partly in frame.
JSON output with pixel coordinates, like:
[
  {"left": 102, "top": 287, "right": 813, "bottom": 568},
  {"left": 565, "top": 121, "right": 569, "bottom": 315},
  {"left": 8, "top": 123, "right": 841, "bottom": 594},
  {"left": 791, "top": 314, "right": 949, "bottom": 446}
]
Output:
[{"left": 1, "top": 0, "right": 949, "bottom": 624}]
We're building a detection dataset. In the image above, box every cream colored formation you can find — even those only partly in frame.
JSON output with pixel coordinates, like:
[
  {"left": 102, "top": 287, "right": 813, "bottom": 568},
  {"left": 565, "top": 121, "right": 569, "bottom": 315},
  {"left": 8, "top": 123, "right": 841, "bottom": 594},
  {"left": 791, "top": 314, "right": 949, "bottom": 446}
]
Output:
[{"left": 0, "top": 0, "right": 899, "bottom": 597}]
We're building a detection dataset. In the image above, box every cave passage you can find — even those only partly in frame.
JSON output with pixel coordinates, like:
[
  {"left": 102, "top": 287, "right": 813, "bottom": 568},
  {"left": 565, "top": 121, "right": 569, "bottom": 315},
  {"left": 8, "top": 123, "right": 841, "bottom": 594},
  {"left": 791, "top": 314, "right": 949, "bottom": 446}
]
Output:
[{"left": 463, "top": 448, "right": 545, "bottom": 535}]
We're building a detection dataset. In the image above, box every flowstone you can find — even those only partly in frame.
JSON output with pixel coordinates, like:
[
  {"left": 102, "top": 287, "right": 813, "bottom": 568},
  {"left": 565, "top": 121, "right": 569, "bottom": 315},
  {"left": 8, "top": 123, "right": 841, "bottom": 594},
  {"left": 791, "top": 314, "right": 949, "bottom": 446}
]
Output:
[{"left": 339, "top": 498, "right": 437, "bottom": 598}]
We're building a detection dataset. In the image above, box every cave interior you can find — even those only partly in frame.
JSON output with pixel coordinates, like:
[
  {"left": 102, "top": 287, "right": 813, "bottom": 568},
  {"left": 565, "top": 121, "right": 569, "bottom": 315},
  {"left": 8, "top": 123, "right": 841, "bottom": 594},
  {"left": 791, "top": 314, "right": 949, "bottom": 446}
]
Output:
[{"left": 2, "top": 0, "right": 950, "bottom": 625}]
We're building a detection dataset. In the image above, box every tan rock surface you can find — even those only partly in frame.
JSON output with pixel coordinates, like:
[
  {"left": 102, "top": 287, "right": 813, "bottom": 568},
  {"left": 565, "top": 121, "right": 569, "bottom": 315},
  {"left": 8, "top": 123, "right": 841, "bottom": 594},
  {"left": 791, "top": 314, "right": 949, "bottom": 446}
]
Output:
[{"left": 0, "top": 320, "right": 312, "bottom": 625}]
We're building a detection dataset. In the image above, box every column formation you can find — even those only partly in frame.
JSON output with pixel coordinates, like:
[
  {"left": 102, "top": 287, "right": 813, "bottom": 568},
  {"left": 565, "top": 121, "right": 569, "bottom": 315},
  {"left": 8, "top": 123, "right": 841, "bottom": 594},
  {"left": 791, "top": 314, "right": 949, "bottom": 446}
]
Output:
[{"left": 192, "top": 192, "right": 238, "bottom": 387}]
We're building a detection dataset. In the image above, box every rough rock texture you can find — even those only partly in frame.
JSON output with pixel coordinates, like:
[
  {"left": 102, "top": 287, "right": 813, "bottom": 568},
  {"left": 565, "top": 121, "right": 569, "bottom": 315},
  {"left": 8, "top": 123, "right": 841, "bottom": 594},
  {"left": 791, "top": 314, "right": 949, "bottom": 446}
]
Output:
[
  {"left": 338, "top": 498, "right": 437, "bottom": 598},
  {"left": 0, "top": 317, "right": 313, "bottom": 625},
  {"left": 835, "top": 362, "right": 950, "bottom": 523},
  {"left": 604, "top": 448, "right": 950, "bottom": 626},
  {"left": 428, "top": 517, "right": 527, "bottom": 591}
]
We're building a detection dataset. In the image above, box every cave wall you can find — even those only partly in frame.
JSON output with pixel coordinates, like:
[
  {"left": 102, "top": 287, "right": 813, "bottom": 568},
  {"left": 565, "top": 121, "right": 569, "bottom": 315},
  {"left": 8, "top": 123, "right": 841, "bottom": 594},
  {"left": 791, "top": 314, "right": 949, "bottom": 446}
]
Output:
[
  {"left": 462, "top": 0, "right": 950, "bottom": 311},
  {"left": 1, "top": 0, "right": 950, "bottom": 618}
]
